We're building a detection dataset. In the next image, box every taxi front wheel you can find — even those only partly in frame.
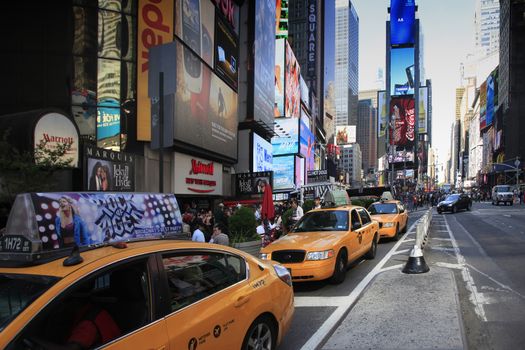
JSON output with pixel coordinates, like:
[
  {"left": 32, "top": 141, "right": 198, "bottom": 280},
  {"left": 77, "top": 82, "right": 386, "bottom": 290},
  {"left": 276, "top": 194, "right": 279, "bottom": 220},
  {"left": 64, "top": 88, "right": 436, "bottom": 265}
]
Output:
[
  {"left": 242, "top": 315, "right": 277, "bottom": 350},
  {"left": 329, "top": 249, "right": 347, "bottom": 284}
]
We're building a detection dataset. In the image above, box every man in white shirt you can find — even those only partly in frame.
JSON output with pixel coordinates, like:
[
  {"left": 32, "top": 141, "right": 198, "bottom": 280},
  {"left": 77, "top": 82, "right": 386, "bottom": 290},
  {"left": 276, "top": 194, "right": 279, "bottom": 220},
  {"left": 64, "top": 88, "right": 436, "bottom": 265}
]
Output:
[
  {"left": 192, "top": 220, "right": 206, "bottom": 242},
  {"left": 291, "top": 199, "right": 304, "bottom": 221}
]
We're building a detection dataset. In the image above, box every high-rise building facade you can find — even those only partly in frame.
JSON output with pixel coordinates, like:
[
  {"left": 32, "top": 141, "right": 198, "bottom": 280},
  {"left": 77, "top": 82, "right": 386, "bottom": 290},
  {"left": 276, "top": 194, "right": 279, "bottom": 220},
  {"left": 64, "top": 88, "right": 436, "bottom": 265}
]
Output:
[
  {"left": 475, "top": 0, "right": 500, "bottom": 60},
  {"left": 339, "top": 143, "right": 362, "bottom": 186},
  {"left": 357, "top": 99, "right": 377, "bottom": 173},
  {"left": 334, "top": 0, "right": 358, "bottom": 128}
]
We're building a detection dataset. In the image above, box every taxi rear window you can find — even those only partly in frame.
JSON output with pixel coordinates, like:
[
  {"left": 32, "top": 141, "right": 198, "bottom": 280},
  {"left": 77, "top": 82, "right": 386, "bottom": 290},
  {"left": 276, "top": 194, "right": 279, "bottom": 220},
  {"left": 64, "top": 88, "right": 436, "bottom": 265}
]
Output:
[
  {"left": 368, "top": 203, "right": 398, "bottom": 214},
  {"left": 0, "top": 274, "right": 59, "bottom": 331}
]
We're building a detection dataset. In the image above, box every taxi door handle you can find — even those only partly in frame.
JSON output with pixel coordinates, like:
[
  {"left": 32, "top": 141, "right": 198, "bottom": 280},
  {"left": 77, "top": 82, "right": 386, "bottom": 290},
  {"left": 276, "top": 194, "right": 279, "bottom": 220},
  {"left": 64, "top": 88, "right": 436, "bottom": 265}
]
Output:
[{"left": 234, "top": 295, "right": 251, "bottom": 308}]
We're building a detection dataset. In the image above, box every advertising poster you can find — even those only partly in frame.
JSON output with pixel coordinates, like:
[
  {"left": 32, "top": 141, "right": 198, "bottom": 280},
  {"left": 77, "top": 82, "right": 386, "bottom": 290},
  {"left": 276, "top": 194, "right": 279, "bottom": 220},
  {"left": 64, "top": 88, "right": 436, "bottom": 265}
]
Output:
[
  {"left": 175, "top": 0, "right": 215, "bottom": 68},
  {"left": 295, "top": 156, "right": 305, "bottom": 188},
  {"left": 389, "top": 97, "right": 415, "bottom": 147},
  {"left": 377, "top": 91, "right": 387, "bottom": 138},
  {"left": 274, "top": 38, "right": 286, "bottom": 117},
  {"left": 97, "top": 103, "right": 121, "bottom": 151},
  {"left": 418, "top": 86, "right": 428, "bottom": 134},
  {"left": 390, "top": 0, "right": 416, "bottom": 46},
  {"left": 215, "top": 14, "right": 239, "bottom": 90},
  {"left": 235, "top": 171, "right": 273, "bottom": 195},
  {"left": 85, "top": 145, "right": 135, "bottom": 192},
  {"left": 335, "top": 125, "right": 356, "bottom": 145},
  {"left": 174, "top": 40, "right": 238, "bottom": 159},
  {"left": 253, "top": 133, "right": 273, "bottom": 171},
  {"left": 388, "top": 150, "right": 415, "bottom": 163},
  {"left": 253, "top": 0, "right": 276, "bottom": 126},
  {"left": 272, "top": 117, "right": 299, "bottom": 155},
  {"left": 300, "top": 75, "right": 310, "bottom": 108},
  {"left": 285, "top": 40, "right": 301, "bottom": 118},
  {"left": 299, "top": 119, "right": 315, "bottom": 171},
  {"left": 418, "top": 140, "right": 427, "bottom": 175},
  {"left": 31, "top": 192, "right": 182, "bottom": 250},
  {"left": 390, "top": 47, "right": 415, "bottom": 96},
  {"left": 486, "top": 74, "right": 494, "bottom": 128},
  {"left": 275, "top": 0, "right": 288, "bottom": 38},
  {"left": 479, "top": 80, "right": 487, "bottom": 130},
  {"left": 273, "top": 155, "right": 295, "bottom": 190}
]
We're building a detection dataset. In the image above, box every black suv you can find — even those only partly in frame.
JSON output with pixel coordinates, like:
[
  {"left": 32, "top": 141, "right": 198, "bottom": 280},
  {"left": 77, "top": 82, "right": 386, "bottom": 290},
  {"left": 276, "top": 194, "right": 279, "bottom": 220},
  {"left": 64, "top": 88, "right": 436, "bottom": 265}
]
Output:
[{"left": 437, "top": 193, "right": 472, "bottom": 214}]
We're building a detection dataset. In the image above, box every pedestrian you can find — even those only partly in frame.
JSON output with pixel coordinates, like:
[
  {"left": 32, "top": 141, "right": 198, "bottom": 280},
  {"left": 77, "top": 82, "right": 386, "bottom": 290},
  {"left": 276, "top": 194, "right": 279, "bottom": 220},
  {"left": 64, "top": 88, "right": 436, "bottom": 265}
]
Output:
[
  {"left": 191, "top": 220, "right": 206, "bottom": 242},
  {"left": 210, "top": 223, "right": 229, "bottom": 246},
  {"left": 290, "top": 199, "right": 304, "bottom": 222},
  {"left": 314, "top": 196, "right": 322, "bottom": 209}
]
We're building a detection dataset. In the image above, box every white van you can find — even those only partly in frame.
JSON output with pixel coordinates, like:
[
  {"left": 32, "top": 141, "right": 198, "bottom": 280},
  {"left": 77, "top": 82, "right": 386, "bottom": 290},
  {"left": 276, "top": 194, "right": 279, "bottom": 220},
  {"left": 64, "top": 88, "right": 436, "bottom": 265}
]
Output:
[{"left": 491, "top": 185, "right": 514, "bottom": 206}]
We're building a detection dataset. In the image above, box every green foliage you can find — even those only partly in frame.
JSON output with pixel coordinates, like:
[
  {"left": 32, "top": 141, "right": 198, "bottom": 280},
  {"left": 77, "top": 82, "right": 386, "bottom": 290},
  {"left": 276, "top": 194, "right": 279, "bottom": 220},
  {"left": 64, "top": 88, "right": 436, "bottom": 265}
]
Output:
[
  {"left": 228, "top": 206, "right": 259, "bottom": 244},
  {"left": 281, "top": 208, "right": 294, "bottom": 228},
  {"left": 302, "top": 199, "right": 315, "bottom": 213}
]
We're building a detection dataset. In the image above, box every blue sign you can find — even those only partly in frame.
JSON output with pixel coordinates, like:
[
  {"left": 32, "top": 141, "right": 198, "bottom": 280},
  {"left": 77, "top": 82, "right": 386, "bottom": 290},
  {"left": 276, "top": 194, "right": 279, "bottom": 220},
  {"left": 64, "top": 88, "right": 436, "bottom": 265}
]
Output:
[
  {"left": 390, "top": 47, "right": 415, "bottom": 96},
  {"left": 97, "top": 98, "right": 120, "bottom": 141},
  {"left": 272, "top": 117, "right": 299, "bottom": 155},
  {"left": 273, "top": 156, "right": 295, "bottom": 190},
  {"left": 390, "top": 0, "right": 415, "bottom": 46},
  {"left": 299, "top": 119, "right": 315, "bottom": 171},
  {"left": 253, "top": 133, "right": 273, "bottom": 171},
  {"left": 486, "top": 74, "right": 494, "bottom": 127}
]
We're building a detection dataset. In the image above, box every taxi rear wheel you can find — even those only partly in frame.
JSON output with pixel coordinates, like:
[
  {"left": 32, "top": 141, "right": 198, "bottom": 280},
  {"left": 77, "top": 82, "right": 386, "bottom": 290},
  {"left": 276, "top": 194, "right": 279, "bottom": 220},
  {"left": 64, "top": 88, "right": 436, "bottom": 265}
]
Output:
[
  {"left": 329, "top": 249, "right": 347, "bottom": 284},
  {"left": 242, "top": 315, "right": 277, "bottom": 350}
]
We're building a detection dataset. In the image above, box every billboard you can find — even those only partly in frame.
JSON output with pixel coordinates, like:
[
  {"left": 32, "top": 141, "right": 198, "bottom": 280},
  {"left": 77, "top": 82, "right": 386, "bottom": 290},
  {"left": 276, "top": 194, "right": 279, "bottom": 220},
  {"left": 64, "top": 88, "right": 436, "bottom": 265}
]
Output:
[
  {"left": 486, "top": 73, "right": 495, "bottom": 129},
  {"left": 299, "top": 119, "right": 315, "bottom": 171},
  {"left": 85, "top": 145, "right": 135, "bottom": 192},
  {"left": 390, "top": 47, "right": 415, "bottom": 96},
  {"left": 137, "top": 0, "right": 174, "bottom": 141},
  {"left": 235, "top": 171, "right": 273, "bottom": 195},
  {"left": 253, "top": 0, "right": 276, "bottom": 126},
  {"left": 275, "top": 0, "right": 288, "bottom": 38},
  {"left": 335, "top": 125, "right": 356, "bottom": 145},
  {"left": 273, "top": 155, "right": 295, "bottom": 190},
  {"left": 285, "top": 41, "right": 301, "bottom": 118},
  {"left": 272, "top": 117, "right": 299, "bottom": 155},
  {"left": 388, "top": 150, "right": 415, "bottom": 163},
  {"left": 295, "top": 156, "right": 305, "bottom": 188},
  {"left": 377, "top": 91, "right": 387, "bottom": 138},
  {"left": 174, "top": 40, "right": 238, "bottom": 159},
  {"left": 253, "top": 133, "right": 273, "bottom": 171},
  {"left": 214, "top": 14, "right": 239, "bottom": 90},
  {"left": 300, "top": 75, "right": 310, "bottom": 108},
  {"left": 390, "top": 0, "right": 416, "bottom": 46},
  {"left": 479, "top": 80, "right": 487, "bottom": 130},
  {"left": 173, "top": 152, "right": 223, "bottom": 195},
  {"left": 307, "top": 0, "right": 317, "bottom": 77},
  {"left": 274, "top": 38, "right": 286, "bottom": 117},
  {"left": 97, "top": 102, "right": 120, "bottom": 151},
  {"left": 418, "top": 86, "right": 428, "bottom": 134},
  {"left": 389, "top": 97, "right": 415, "bottom": 147}
]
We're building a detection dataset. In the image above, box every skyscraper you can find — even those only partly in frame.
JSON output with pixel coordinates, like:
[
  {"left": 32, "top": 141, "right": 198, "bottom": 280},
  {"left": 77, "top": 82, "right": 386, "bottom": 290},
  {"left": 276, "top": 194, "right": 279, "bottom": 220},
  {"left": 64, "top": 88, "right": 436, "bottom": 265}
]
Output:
[
  {"left": 357, "top": 99, "right": 377, "bottom": 173},
  {"left": 334, "top": 0, "right": 359, "bottom": 128},
  {"left": 475, "top": 0, "right": 500, "bottom": 60}
]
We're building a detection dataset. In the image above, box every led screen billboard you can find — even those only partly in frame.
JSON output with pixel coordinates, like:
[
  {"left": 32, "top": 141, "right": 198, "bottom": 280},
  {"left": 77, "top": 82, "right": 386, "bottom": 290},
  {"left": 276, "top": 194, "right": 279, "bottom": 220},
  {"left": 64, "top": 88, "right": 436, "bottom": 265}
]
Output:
[
  {"left": 253, "top": 133, "right": 273, "bottom": 171},
  {"left": 335, "top": 125, "right": 356, "bottom": 145},
  {"left": 390, "top": 47, "right": 415, "bottom": 96},
  {"left": 479, "top": 80, "right": 487, "bottom": 130},
  {"left": 299, "top": 119, "right": 315, "bottom": 171},
  {"left": 418, "top": 86, "right": 428, "bottom": 134},
  {"left": 275, "top": 38, "right": 286, "bottom": 117},
  {"left": 97, "top": 103, "right": 120, "bottom": 151},
  {"left": 285, "top": 40, "right": 301, "bottom": 118},
  {"left": 300, "top": 75, "right": 310, "bottom": 108},
  {"left": 275, "top": 0, "right": 288, "bottom": 38},
  {"left": 273, "top": 155, "right": 295, "bottom": 190},
  {"left": 253, "top": 0, "right": 276, "bottom": 126},
  {"left": 174, "top": 40, "right": 238, "bottom": 159},
  {"left": 388, "top": 150, "right": 414, "bottom": 163},
  {"left": 389, "top": 97, "right": 415, "bottom": 147},
  {"left": 295, "top": 156, "right": 305, "bottom": 188},
  {"left": 175, "top": 0, "right": 215, "bottom": 68},
  {"left": 390, "top": 0, "right": 416, "bottom": 46},
  {"left": 377, "top": 91, "right": 387, "bottom": 138},
  {"left": 215, "top": 14, "right": 239, "bottom": 90},
  {"left": 272, "top": 117, "right": 299, "bottom": 155},
  {"left": 486, "top": 73, "right": 495, "bottom": 129}
]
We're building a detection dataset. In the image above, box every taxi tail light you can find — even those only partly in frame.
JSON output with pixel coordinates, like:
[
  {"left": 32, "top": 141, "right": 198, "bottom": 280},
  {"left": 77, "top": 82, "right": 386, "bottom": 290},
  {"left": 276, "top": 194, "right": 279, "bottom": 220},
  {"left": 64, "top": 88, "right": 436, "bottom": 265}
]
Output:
[{"left": 273, "top": 264, "right": 292, "bottom": 286}]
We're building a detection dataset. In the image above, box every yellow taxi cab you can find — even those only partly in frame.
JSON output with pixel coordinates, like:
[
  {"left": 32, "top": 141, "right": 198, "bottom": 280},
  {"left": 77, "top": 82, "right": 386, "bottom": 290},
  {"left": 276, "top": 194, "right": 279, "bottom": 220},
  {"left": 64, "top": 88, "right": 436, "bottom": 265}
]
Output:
[
  {"left": 0, "top": 192, "right": 294, "bottom": 350},
  {"left": 260, "top": 206, "right": 379, "bottom": 284},
  {"left": 367, "top": 200, "right": 408, "bottom": 241}
]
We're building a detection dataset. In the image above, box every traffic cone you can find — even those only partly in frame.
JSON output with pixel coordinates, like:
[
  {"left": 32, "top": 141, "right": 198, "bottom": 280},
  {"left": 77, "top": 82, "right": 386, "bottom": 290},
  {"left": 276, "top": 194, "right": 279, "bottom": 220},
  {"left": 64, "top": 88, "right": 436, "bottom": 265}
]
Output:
[{"left": 402, "top": 245, "right": 429, "bottom": 274}]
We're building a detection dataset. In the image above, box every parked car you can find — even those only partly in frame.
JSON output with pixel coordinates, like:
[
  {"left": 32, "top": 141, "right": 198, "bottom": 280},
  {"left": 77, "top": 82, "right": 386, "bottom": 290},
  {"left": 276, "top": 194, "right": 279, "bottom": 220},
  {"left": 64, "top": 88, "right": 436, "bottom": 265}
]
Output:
[
  {"left": 437, "top": 193, "right": 472, "bottom": 214},
  {"left": 491, "top": 185, "right": 514, "bottom": 206},
  {"left": 367, "top": 200, "right": 409, "bottom": 241},
  {"left": 260, "top": 205, "right": 379, "bottom": 284}
]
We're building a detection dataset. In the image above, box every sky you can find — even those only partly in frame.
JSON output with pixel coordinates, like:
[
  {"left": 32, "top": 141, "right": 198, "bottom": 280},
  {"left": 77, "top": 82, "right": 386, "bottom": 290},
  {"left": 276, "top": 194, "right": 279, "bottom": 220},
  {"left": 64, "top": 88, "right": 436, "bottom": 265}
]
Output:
[{"left": 351, "top": 0, "right": 476, "bottom": 180}]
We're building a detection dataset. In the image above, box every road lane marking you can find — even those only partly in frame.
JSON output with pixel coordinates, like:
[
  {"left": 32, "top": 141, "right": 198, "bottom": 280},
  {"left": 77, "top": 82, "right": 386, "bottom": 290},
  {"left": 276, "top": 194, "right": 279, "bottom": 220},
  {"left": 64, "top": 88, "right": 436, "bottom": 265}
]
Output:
[
  {"left": 379, "top": 263, "right": 404, "bottom": 272},
  {"left": 300, "top": 216, "right": 423, "bottom": 350},
  {"left": 294, "top": 296, "right": 348, "bottom": 307},
  {"left": 392, "top": 249, "right": 410, "bottom": 255},
  {"left": 433, "top": 237, "right": 452, "bottom": 241}
]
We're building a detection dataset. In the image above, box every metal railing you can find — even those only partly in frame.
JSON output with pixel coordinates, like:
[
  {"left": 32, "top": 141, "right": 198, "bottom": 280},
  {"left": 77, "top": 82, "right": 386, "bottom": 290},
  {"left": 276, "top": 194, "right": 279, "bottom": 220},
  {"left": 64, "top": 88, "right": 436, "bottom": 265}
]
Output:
[{"left": 415, "top": 208, "right": 432, "bottom": 249}]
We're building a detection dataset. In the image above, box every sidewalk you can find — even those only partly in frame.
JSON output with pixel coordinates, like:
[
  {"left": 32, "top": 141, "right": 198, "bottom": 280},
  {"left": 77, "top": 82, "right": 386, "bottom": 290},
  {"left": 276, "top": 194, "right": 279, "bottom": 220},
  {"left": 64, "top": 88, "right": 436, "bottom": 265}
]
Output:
[{"left": 321, "top": 217, "right": 465, "bottom": 350}]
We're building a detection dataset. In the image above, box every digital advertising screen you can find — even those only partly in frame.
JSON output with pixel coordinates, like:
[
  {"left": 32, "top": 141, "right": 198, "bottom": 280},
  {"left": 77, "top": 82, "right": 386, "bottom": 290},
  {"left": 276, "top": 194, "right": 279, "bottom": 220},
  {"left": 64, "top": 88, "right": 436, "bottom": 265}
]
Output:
[
  {"left": 390, "top": 0, "right": 416, "bottom": 46},
  {"left": 253, "top": 0, "right": 277, "bottom": 126},
  {"left": 486, "top": 73, "right": 495, "bottom": 129},
  {"left": 252, "top": 133, "right": 273, "bottom": 171},
  {"left": 295, "top": 156, "right": 305, "bottom": 188},
  {"left": 175, "top": 0, "right": 215, "bottom": 68},
  {"left": 479, "top": 80, "right": 487, "bottom": 130},
  {"left": 388, "top": 150, "right": 415, "bottom": 163},
  {"left": 335, "top": 125, "right": 356, "bottom": 145},
  {"left": 418, "top": 86, "right": 428, "bottom": 134},
  {"left": 390, "top": 47, "right": 415, "bottom": 96},
  {"left": 272, "top": 117, "right": 299, "bottom": 155},
  {"left": 275, "top": 38, "right": 286, "bottom": 117},
  {"left": 97, "top": 102, "right": 120, "bottom": 151},
  {"left": 214, "top": 14, "right": 239, "bottom": 90},
  {"left": 285, "top": 40, "right": 301, "bottom": 118},
  {"left": 299, "top": 119, "right": 315, "bottom": 171},
  {"left": 273, "top": 155, "right": 295, "bottom": 190},
  {"left": 377, "top": 91, "right": 387, "bottom": 138},
  {"left": 174, "top": 40, "right": 238, "bottom": 159},
  {"left": 300, "top": 75, "right": 310, "bottom": 108},
  {"left": 389, "top": 96, "right": 415, "bottom": 147}
]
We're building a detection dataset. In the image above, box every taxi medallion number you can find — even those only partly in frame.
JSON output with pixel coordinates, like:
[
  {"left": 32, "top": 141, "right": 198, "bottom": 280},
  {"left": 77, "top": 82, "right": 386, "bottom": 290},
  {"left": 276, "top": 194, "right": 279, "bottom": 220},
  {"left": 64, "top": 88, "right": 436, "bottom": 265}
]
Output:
[{"left": 0, "top": 235, "right": 32, "bottom": 253}]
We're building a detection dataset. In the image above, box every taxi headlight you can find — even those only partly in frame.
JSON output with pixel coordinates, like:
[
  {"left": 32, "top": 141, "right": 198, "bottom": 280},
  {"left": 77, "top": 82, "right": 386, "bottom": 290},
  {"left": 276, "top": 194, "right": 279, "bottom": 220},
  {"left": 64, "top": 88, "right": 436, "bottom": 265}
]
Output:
[
  {"left": 260, "top": 253, "right": 270, "bottom": 260},
  {"left": 383, "top": 222, "right": 395, "bottom": 228},
  {"left": 273, "top": 264, "right": 292, "bottom": 286},
  {"left": 306, "top": 249, "right": 335, "bottom": 261}
]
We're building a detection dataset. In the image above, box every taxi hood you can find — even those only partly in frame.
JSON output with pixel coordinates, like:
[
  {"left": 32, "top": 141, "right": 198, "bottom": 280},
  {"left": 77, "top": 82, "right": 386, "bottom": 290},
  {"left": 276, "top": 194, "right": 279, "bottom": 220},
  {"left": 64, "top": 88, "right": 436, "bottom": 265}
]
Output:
[{"left": 264, "top": 231, "right": 345, "bottom": 252}]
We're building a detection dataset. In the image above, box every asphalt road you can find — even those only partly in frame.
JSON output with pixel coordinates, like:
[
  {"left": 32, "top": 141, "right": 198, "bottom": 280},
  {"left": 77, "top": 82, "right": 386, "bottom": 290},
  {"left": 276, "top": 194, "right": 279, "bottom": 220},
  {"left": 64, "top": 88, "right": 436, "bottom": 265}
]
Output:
[
  {"left": 434, "top": 201, "right": 525, "bottom": 350},
  {"left": 278, "top": 209, "right": 427, "bottom": 350}
]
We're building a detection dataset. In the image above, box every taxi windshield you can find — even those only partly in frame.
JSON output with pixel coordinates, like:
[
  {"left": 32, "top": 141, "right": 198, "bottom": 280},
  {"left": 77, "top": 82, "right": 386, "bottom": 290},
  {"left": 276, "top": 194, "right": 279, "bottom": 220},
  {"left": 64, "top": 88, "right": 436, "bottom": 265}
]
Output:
[
  {"left": 293, "top": 210, "right": 348, "bottom": 232},
  {"left": 368, "top": 203, "right": 398, "bottom": 215},
  {"left": 0, "top": 274, "right": 59, "bottom": 331}
]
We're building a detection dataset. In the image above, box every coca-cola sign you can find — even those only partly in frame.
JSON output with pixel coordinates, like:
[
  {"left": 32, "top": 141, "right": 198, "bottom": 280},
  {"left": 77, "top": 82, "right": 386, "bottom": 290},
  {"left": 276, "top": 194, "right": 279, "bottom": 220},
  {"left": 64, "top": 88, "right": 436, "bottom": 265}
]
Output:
[
  {"left": 389, "top": 97, "right": 415, "bottom": 147},
  {"left": 173, "top": 153, "right": 223, "bottom": 195}
]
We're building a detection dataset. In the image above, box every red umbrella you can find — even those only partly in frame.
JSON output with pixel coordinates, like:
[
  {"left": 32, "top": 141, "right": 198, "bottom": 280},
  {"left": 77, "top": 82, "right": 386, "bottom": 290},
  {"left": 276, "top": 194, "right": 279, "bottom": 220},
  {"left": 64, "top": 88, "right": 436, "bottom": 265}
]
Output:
[{"left": 261, "top": 183, "right": 275, "bottom": 221}]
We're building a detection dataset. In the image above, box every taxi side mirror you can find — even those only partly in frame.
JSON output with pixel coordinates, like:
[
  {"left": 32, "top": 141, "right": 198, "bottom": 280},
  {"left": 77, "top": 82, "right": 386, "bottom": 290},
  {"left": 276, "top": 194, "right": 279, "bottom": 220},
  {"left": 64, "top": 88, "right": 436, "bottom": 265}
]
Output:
[{"left": 352, "top": 222, "right": 361, "bottom": 231}]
